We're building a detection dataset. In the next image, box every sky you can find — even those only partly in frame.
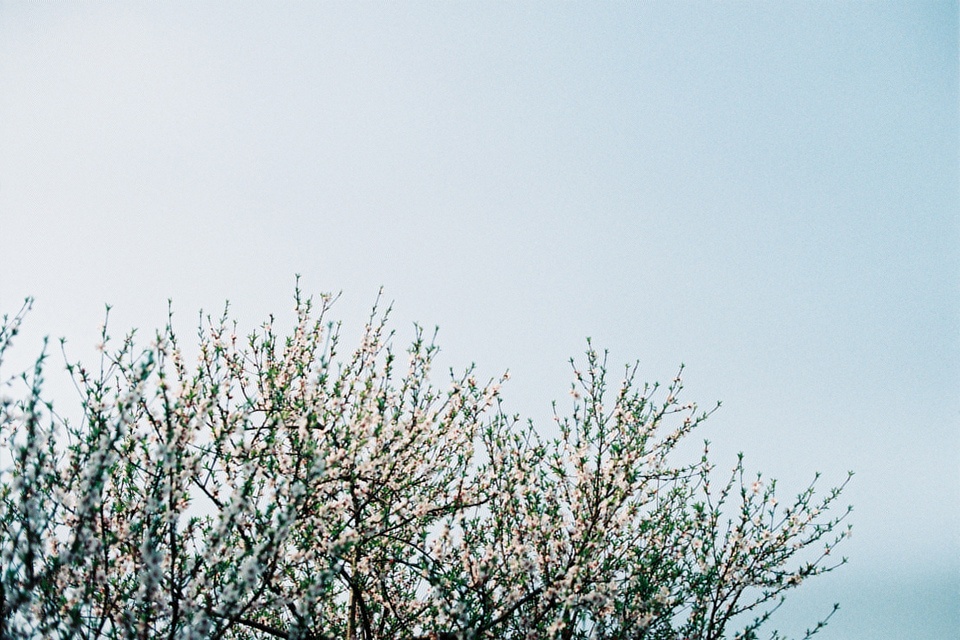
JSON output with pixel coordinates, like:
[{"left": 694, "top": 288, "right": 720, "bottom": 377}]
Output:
[{"left": 0, "top": 2, "right": 957, "bottom": 637}]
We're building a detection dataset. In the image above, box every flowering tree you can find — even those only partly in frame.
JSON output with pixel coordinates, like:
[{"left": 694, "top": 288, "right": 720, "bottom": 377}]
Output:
[{"left": 0, "top": 289, "right": 851, "bottom": 640}]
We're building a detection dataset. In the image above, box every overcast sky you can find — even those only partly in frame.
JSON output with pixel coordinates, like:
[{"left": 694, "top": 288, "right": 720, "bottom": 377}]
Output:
[{"left": 1, "top": 2, "right": 957, "bottom": 638}]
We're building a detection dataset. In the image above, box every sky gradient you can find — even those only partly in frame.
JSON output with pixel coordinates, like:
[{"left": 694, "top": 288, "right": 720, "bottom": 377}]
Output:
[{"left": 1, "top": 2, "right": 958, "bottom": 638}]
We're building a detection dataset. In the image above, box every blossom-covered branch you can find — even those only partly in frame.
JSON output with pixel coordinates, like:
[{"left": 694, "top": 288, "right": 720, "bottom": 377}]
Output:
[{"left": 0, "top": 288, "right": 851, "bottom": 640}]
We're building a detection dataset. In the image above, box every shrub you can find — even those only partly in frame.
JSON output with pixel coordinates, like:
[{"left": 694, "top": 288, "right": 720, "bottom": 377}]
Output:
[{"left": 0, "top": 289, "right": 851, "bottom": 640}]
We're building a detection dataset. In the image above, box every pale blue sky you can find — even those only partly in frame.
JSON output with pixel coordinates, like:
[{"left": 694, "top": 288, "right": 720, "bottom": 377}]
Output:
[{"left": 1, "top": 2, "right": 957, "bottom": 638}]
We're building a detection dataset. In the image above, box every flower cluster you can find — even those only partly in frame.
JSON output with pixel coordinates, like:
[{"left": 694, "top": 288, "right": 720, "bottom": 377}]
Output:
[{"left": 0, "top": 289, "right": 851, "bottom": 640}]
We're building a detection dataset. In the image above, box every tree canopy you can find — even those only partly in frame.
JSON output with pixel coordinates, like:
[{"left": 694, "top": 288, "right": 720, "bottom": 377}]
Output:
[{"left": 0, "top": 290, "right": 851, "bottom": 640}]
